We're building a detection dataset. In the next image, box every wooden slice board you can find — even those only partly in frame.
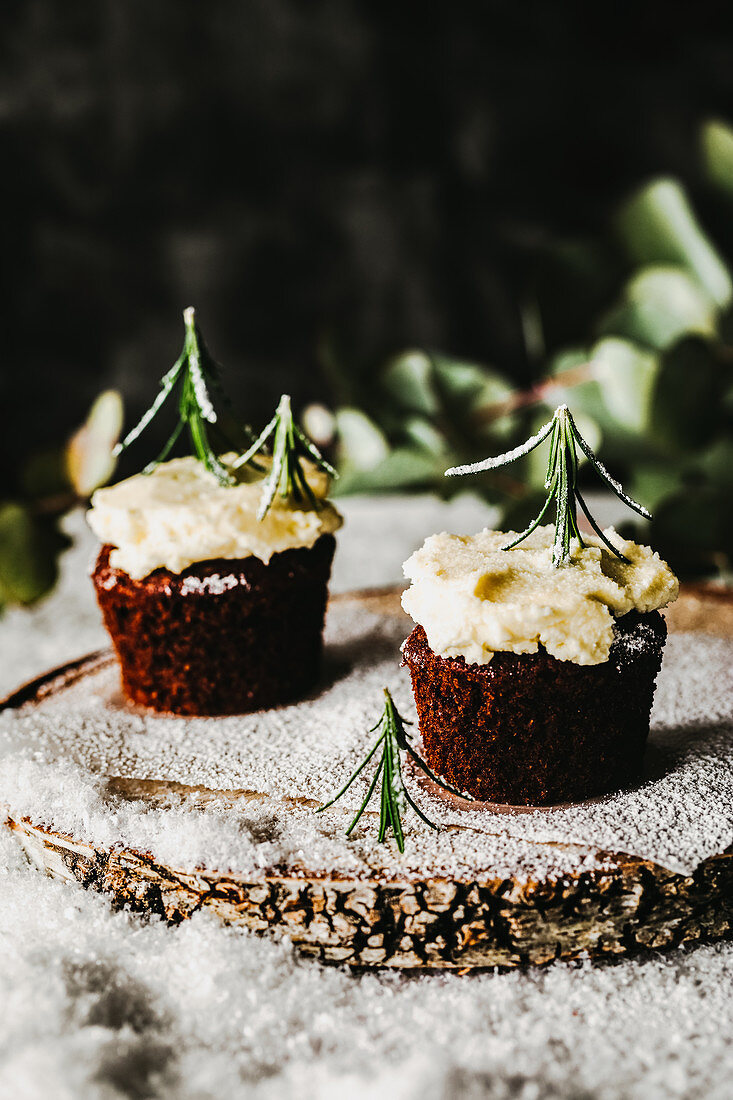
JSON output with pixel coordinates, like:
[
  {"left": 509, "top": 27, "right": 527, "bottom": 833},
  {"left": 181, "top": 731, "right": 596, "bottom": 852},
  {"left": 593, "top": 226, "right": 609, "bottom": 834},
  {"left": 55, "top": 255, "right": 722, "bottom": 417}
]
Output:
[{"left": 3, "top": 587, "right": 733, "bottom": 969}]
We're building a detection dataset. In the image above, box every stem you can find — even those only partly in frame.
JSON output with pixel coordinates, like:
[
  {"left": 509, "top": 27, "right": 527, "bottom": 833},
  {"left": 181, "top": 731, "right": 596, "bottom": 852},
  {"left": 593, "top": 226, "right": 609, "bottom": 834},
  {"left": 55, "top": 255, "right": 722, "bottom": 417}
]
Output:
[{"left": 470, "top": 362, "right": 595, "bottom": 426}]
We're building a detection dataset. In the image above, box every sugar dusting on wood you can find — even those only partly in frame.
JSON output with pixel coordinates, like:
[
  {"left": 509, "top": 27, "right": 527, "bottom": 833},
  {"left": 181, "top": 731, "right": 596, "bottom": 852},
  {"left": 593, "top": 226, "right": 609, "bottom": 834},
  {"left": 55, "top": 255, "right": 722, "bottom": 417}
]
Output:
[{"left": 1, "top": 599, "right": 731, "bottom": 883}]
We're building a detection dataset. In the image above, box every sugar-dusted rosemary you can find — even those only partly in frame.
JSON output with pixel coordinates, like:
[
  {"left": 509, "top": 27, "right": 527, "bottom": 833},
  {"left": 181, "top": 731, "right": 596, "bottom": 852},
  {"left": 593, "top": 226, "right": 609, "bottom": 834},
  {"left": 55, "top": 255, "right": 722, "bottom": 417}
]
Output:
[
  {"left": 233, "top": 393, "right": 337, "bottom": 519},
  {"left": 445, "top": 404, "right": 651, "bottom": 566},
  {"left": 317, "top": 688, "right": 466, "bottom": 852},
  {"left": 113, "top": 307, "right": 252, "bottom": 485}
]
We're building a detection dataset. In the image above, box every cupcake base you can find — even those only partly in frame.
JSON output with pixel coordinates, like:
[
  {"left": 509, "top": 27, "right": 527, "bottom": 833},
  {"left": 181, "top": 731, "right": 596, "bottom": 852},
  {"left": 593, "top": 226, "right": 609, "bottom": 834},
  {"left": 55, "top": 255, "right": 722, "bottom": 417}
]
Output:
[
  {"left": 92, "top": 534, "right": 336, "bottom": 715},
  {"left": 401, "top": 611, "right": 667, "bottom": 806}
]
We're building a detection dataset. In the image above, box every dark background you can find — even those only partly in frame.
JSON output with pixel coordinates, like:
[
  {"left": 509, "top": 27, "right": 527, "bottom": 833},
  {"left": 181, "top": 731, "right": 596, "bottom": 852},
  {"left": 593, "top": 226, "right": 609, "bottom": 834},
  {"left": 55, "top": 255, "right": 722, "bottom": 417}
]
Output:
[{"left": 4, "top": 1, "right": 733, "bottom": 478}]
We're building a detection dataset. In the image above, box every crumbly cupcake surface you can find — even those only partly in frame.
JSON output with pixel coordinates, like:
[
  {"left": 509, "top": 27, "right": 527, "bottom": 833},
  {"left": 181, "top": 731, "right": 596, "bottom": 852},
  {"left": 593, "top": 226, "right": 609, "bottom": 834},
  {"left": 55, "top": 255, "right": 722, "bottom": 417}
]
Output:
[
  {"left": 402, "top": 525, "right": 678, "bottom": 666},
  {"left": 88, "top": 454, "right": 343, "bottom": 579}
]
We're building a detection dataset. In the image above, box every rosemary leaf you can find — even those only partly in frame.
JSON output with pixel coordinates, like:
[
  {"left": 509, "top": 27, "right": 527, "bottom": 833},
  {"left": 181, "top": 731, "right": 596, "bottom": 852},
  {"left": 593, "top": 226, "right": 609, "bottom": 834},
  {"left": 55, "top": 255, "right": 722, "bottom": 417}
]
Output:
[
  {"left": 445, "top": 418, "right": 554, "bottom": 477},
  {"left": 447, "top": 404, "right": 653, "bottom": 567},
  {"left": 233, "top": 393, "right": 338, "bottom": 519},
  {"left": 317, "top": 688, "right": 465, "bottom": 852},
  {"left": 113, "top": 358, "right": 184, "bottom": 457},
  {"left": 113, "top": 307, "right": 251, "bottom": 485}
]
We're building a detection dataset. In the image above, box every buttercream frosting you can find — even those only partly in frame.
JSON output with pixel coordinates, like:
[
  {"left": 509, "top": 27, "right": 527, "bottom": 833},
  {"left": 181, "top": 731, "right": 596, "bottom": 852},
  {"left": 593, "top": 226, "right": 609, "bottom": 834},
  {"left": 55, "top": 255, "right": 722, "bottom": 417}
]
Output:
[
  {"left": 88, "top": 455, "right": 342, "bottom": 579},
  {"left": 401, "top": 525, "right": 679, "bottom": 666}
]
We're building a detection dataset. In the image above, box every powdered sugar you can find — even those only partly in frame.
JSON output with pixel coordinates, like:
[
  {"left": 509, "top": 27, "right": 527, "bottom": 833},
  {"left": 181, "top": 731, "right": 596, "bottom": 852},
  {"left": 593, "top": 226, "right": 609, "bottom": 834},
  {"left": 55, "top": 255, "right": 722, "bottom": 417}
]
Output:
[
  {"left": 2, "top": 817, "right": 733, "bottom": 1099},
  {"left": 1, "top": 498, "right": 733, "bottom": 1099},
  {"left": 1, "top": 596, "right": 731, "bottom": 882},
  {"left": 179, "top": 573, "right": 242, "bottom": 595}
]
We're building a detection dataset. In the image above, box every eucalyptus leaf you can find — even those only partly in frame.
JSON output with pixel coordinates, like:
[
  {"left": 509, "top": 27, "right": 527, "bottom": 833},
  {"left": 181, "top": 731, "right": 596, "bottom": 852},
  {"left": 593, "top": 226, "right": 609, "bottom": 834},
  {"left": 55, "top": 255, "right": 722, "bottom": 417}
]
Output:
[
  {"left": 432, "top": 355, "right": 514, "bottom": 414},
  {"left": 599, "top": 266, "right": 718, "bottom": 351},
  {"left": 589, "top": 337, "right": 659, "bottom": 434},
  {"left": 693, "top": 437, "right": 733, "bottom": 486},
  {"left": 616, "top": 178, "right": 732, "bottom": 309},
  {"left": 702, "top": 119, "right": 733, "bottom": 199},
  {"left": 334, "top": 446, "right": 443, "bottom": 495},
  {"left": 66, "top": 390, "right": 124, "bottom": 497},
  {"left": 545, "top": 347, "right": 609, "bottom": 425},
  {"left": 401, "top": 416, "right": 448, "bottom": 454},
  {"left": 381, "top": 350, "right": 439, "bottom": 416},
  {"left": 626, "top": 464, "right": 684, "bottom": 513},
  {"left": 334, "top": 408, "right": 390, "bottom": 472},
  {"left": 650, "top": 337, "right": 723, "bottom": 451},
  {"left": 0, "top": 504, "right": 68, "bottom": 607}
]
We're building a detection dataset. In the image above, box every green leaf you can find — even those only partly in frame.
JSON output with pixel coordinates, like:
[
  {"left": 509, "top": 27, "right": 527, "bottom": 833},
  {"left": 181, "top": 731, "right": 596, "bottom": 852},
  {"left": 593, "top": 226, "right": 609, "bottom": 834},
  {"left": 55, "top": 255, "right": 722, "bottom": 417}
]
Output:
[
  {"left": 545, "top": 347, "right": 610, "bottom": 425},
  {"left": 589, "top": 337, "right": 659, "bottom": 434},
  {"left": 701, "top": 119, "right": 733, "bottom": 199},
  {"left": 692, "top": 437, "right": 733, "bottom": 487},
  {"left": 599, "top": 266, "right": 718, "bottom": 351},
  {"left": 650, "top": 337, "right": 723, "bottom": 451},
  {"left": 66, "top": 390, "right": 124, "bottom": 497},
  {"left": 334, "top": 408, "right": 390, "bottom": 472},
  {"left": 0, "top": 504, "right": 68, "bottom": 607},
  {"left": 334, "top": 446, "right": 442, "bottom": 495},
  {"left": 616, "top": 178, "right": 732, "bottom": 309},
  {"left": 432, "top": 355, "right": 514, "bottom": 414},
  {"left": 381, "top": 351, "right": 440, "bottom": 416},
  {"left": 401, "top": 416, "right": 448, "bottom": 454},
  {"left": 626, "top": 463, "right": 684, "bottom": 513}
]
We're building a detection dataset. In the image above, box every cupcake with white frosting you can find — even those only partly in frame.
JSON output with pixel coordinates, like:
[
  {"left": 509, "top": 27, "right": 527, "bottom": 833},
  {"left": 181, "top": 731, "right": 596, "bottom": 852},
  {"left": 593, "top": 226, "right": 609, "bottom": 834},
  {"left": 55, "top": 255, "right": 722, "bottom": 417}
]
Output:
[
  {"left": 400, "top": 405, "right": 679, "bottom": 806},
  {"left": 90, "top": 455, "right": 341, "bottom": 715},
  {"left": 401, "top": 525, "right": 677, "bottom": 805},
  {"left": 88, "top": 309, "right": 342, "bottom": 715}
]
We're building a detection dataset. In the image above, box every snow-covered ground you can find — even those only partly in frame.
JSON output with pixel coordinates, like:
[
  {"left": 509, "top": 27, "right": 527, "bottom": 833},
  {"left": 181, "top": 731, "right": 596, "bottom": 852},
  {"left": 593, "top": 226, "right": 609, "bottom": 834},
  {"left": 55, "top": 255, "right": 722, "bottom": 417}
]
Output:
[{"left": 1, "top": 497, "right": 732, "bottom": 1100}]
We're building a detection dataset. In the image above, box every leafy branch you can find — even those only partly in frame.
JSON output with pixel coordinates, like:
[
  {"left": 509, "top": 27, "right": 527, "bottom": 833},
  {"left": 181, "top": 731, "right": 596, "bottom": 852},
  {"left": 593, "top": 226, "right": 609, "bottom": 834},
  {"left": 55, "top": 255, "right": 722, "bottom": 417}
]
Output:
[
  {"left": 233, "top": 393, "right": 337, "bottom": 518},
  {"left": 446, "top": 404, "right": 651, "bottom": 566},
  {"left": 317, "top": 688, "right": 466, "bottom": 852},
  {"left": 113, "top": 307, "right": 250, "bottom": 485}
]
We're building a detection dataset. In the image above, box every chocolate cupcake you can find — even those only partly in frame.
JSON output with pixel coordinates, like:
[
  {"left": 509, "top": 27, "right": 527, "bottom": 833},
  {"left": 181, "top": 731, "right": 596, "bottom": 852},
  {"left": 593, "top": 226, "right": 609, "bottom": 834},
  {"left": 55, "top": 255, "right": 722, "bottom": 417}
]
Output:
[
  {"left": 401, "top": 525, "right": 678, "bottom": 806},
  {"left": 87, "top": 309, "right": 343, "bottom": 715},
  {"left": 399, "top": 405, "right": 681, "bottom": 807},
  {"left": 89, "top": 454, "right": 342, "bottom": 715}
]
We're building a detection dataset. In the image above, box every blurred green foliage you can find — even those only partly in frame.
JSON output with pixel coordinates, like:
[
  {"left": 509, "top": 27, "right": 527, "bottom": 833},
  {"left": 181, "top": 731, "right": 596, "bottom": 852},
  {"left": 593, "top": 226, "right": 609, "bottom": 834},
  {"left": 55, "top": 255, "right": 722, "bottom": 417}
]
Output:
[
  {"left": 5, "top": 120, "right": 733, "bottom": 611},
  {"left": 322, "top": 122, "right": 733, "bottom": 582},
  {"left": 0, "top": 392, "right": 122, "bottom": 614}
]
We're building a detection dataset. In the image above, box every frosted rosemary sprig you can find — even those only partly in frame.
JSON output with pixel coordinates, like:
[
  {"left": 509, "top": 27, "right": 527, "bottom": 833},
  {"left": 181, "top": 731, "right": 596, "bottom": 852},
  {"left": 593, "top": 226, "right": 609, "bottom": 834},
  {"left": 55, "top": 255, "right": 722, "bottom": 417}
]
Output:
[
  {"left": 445, "top": 404, "right": 651, "bottom": 567},
  {"left": 233, "top": 393, "right": 337, "bottom": 519},
  {"left": 113, "top": 307, "right": 250, "bottom": 486},
  {"left": 317, "top": 688, "right": 466, "bottom": 853}
]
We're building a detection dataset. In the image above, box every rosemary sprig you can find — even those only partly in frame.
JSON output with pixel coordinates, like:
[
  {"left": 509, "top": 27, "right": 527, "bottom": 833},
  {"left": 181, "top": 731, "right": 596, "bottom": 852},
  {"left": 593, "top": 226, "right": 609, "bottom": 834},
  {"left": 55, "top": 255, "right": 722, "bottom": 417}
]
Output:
[
  {"left": 233, "top": 393, "right": 337, "bottom": 519},
  {"left": 445, "top": 404, "right": 651, "bottom": 566},
  {"left": 113, "top": 307, "right": 251, "bottom": 485},
  {"left": 317, "top": 688, "right": 466, "bottom": 853}
]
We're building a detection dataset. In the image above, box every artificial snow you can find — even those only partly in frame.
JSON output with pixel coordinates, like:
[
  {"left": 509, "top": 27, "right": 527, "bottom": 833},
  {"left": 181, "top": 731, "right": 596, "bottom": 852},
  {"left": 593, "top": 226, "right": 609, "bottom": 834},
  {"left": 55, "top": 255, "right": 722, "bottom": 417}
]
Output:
[
  {"left": 1, "top": 603, "right": 732, "bottom": 883},
  {"left": 1, "top": 499, "right": 732, "bottom": 1100}
]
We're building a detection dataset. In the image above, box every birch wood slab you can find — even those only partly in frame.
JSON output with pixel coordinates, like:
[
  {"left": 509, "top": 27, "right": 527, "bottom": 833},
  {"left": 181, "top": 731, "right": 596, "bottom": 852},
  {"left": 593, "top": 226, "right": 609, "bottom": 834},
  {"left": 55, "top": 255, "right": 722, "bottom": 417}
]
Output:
[{"left": 3, "top": 586, "right": 733, "bottom": 969}]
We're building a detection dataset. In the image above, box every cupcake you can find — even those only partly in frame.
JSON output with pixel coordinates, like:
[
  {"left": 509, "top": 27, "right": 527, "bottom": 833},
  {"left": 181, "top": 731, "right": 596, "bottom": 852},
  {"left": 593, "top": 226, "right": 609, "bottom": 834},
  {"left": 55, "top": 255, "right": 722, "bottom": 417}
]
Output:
[
  {"left": 88, "top": 309, "right": 342, "bottom": 715},
  {"left": 400, "top": 405, "right": 679, "bottom": 806}
]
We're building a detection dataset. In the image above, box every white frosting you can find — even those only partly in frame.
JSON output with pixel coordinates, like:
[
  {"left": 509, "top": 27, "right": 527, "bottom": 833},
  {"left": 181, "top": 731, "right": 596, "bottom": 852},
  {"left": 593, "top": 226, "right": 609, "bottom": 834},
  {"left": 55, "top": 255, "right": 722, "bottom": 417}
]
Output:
[
  {"left": 87, "top": 455, "right": 342, "bottom": 579},
  {"left": 402, "top": 525, "right": 679, "bottom": 666}
]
